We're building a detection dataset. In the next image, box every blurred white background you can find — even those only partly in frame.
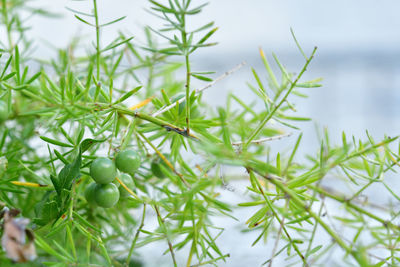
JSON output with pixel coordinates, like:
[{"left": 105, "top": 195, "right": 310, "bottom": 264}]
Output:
[
  {"left": 29, "top": 0, "right": 400, "bottom": 152},
  {"left": 23, "top": 1, "right": 400, "bottom": 266}
]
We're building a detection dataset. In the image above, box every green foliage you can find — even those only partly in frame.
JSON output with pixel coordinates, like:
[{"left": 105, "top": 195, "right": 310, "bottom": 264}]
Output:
[{"left": 0, "top": 0, "right": 399, "bottom": 266}]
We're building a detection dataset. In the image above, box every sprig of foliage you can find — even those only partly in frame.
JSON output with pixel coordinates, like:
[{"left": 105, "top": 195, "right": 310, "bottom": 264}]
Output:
[
  {"left": 0, "top": 0, "right": 399, "bottom": 266},
  {"left": 148, "top": 0, "right": 218, "bottom": 134}
]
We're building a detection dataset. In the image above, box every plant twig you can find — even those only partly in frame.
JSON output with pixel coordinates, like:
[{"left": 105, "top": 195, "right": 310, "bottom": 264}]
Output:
[
  {"left": 252, "top": 168, "right": 364, "bottom": 265},
  {"left": 309, "top": 185, "right": 400, "bottom": 231},
  {"left": 303, "top": 197, "right": 325, "bottom": 266},
  {"left": 232, "top": 132, "right": 292, "bottom": 146},
  {"left": 137, "top": 131, "right": 191, "bottom": 188},
  {"left": 248, "top": 169, "right": 308, "bottom": 266},
  {"left": 151, "top": 62, "right": 246, "bottom": 117},
  {"left": 268, "top": 209, "right": 285, "bottom": 267},
  {"left": 154, "top": 205, "right": 177, "bottom": 267},
  {"left": 126, "top": 204, "right": 146, "bottom": 265},
  {"left": 93, "top": 0, "right": 101, "bottom": 81},
  {"left": 244, "top": 47, "right": 317, "bottom": 149},
  {"left": 184, "top": 47, "right": 191, "bottom": 136},
  {"left": 115, "top": 176, "right": 140, "bottom": 200},
  {"left": 190, "top": 253, "right": 230, "bottom": 267},
  {"left": 116, "top": 107, "right": 199, "bottom": 140}
]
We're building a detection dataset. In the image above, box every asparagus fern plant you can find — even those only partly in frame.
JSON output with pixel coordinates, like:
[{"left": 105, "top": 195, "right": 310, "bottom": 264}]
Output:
[{"left": 0, "top": 0, "right": 399, "bottom": 266}]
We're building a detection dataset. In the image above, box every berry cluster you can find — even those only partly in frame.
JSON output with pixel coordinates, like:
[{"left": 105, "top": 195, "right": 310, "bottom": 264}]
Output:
[{"left": 85, "top": 150, "right": 140, "bottom": 208}]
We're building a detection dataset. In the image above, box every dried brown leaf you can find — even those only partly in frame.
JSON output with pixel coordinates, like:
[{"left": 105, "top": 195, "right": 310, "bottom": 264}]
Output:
[{"left": 1, "top": 209, "right": 37, "bottom": 263}]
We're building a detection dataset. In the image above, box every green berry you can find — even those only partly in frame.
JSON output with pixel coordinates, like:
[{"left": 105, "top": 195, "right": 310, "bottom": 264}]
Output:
[
  {"left": 90, "top": 157, "right": 117, "bottom": 184},
  {"left": 151, "top": 161, "right": 164, "bottom": 178},
  {"left": 0, "top": 100, "right": 9, "bottom": 122},
  {"left": 115, "top": 150, "right": 141, "bottom": 174},
  {"left": 118, "top": 173, "right": 135, "bottom": 198},
  {"left": 94, "top": 183, "right": 120, "bottom": 208},
  {"left": 151, "top": 154, "right": 171, "bottom": 179},
  {"left": 84, "top": 183, "right": 97, "bottom": 206}
]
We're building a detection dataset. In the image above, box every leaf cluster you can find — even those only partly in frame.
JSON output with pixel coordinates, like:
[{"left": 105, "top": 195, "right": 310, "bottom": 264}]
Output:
[{"left": 0, "top": 1, "right": 399, "bottom": 267}]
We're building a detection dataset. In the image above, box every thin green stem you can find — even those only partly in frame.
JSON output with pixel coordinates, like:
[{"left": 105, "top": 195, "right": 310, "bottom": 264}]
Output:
[
  {"left": 248, "top": 169, "right": 308, "bottom": 266},
  {"left": 303, "top": 197, "right": 324, "bottom": 266},
  {"left": 268, "top": 204, "right": 286, "bottom": 267},
  {"left": 191, "top": 254, "right": 230, "bottom": 266},
  {"left": 254, "top": 169, "right": 367, "bottom": 265},
  {"left": 66, "top": 224, "right": 77, "bottom": 262},
  {"left": 117, "top": 107, "right": 199, "bottom": 140},
  {"left": 93, "top": 0, "right": 101, "bottom": 81},
  {"left": 154, "top": 205, "right": 177, "bottom": 267},
  {"left": 126, "top": 204, "right": 146, "bottom": 265},
  {"left": 185, "top": 54, "right": 191, "bottom": 134},
  {"left": 348, "top": 181, "right": 373, "bottom": 202},
  {"left": 186, "top": 207, "right": 205, "bottom": 267},
  {"left": 244, "top": 47, "right": 317, "bottom": 149},
  {"left": 344, "top": 136, "right": 397, "bottom": 162},
  {"left": 180, "top": 7, "right": 191, "bottom": 134},
  {"left": 137, "top": 131, "right": 191, "bottom": 188},
  {"left": 146, "top": 62, "right": 154, "bottom": 97},
  {"left": 309, "top": 185, "right": 399, "bottom": 231},
  {"left": 186, "top": 222, "right": 197, "bottom": 267},
  {"left": 1, "top": 0, "right": 13, "bottom": 51}
]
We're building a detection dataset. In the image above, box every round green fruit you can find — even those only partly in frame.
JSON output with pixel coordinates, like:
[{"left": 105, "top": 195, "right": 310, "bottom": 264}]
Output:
[
  {"left": 118, "top": 173, "right": 135, "bottom": 198},
  {"left": 115, "top": 150, "right": 141, "bottom": 174},
  {"left": 151, "top": 154, "right": 171, "bottom": 179},
  {"left": 94, "top": 183, "right": 120, "bottom": 208},
  {"left": 90, "top": 157, "right": 117, "bottom": 184},
  {"left": 84, "top": 183, "right": 97, "bottom": 206},
  {"left": 150, "top": 161, "right": 164, "bottom": 178},
  {"left": 0, "top": 100, "right": 9, "bottom": 122}
]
